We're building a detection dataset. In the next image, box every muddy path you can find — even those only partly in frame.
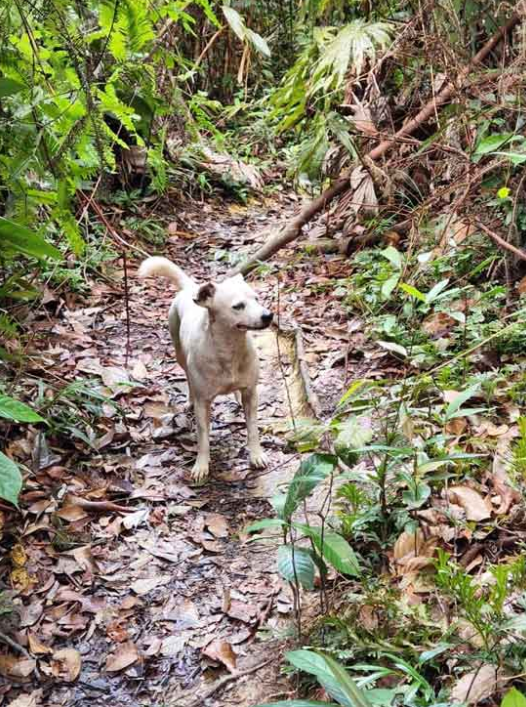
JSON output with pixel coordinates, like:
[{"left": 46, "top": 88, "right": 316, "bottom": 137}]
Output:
[{"left": 3, "top": 193, "right": 358, "bottom": 706}]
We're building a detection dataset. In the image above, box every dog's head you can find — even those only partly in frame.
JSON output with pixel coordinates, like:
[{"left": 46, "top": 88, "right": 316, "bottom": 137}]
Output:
[{"left": 194, "top": 274, "right": 273, "bottom": 331}]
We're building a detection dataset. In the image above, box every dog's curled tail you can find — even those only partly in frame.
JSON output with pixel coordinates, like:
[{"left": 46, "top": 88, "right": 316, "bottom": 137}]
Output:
[{"left": 138, "top": 256, "right": 195, "bottom": 290}]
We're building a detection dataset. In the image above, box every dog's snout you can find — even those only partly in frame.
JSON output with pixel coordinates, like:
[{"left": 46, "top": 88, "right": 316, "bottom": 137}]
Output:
[{"left": 261, "top": 311, "right": 273, "bottom": 326}]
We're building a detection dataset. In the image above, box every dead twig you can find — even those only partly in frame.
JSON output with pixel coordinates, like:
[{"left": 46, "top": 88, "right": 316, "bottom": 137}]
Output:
[
  {"left": 474, "top": 219, "right": 526, "bottom": 262},
  {"left": 0, "top": 630, "right": 32, "bottom": 659},
  {"left": 168, "top": 656, "right": 275, "bottom": 707}
]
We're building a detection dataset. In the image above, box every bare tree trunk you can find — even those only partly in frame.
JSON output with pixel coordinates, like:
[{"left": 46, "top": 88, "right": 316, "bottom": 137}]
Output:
[{"left": 234, "top": 12, "right": 523, "bottom": 275}]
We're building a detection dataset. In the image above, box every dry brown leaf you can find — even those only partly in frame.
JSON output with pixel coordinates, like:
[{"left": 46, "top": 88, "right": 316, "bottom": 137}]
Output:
[
  {"left": 28, "top": 633, "right": 52, "bottom": 655},
  {"left": 422, "top": 312, "right": 456, "bottom": 338},
  {"left": 516, "top": 274, "right": 526, "bottom": 294},
  {"left": 101, "top": 366, "right": 130, "bottom": 388},
  {"left": 10, "top": 544, "right": 27, "bottom": 567},
  {"left": 55, "top": 505, "right": 89, "bottom": 522},
  {"left": 51, "top": 648, "right": 82, "bottom": 683},
  {"left": 106, "top": 641, "right": 139, "bottom": 672},
  {"left": 131, "top": 360, "right": 148, "bottom": 380},
  {"left": 445, "top": 418, "right": 468, "bottom": 436},
  {"left": 358, "top": 605, "right": 379, "bottom": 631},
  {"left": 203, "top": 638, "right": 237, "bottom": 672},
  {"left": 449, "top": 486, "right": 492, "bottom": 521},
  {"left": 393, "top": 530, "right": 424, "bottom": 561},
  {"left": 451, "top": 220, "right": 476, "bottom": 244},
  {"left": 204, "top": 513, "right": 230, "bottom": 538},
  {"left": 451, "top": 665, "right": 500, "bottom": 704},
  {"left": 0, "top": 655, "right": 36, "bottom": 678},
  {"left": 7, "top": 690, "right": 43, "bottom": 707},
  {"left": 131, "top": 577, "right": 164, "bottom": 595}
]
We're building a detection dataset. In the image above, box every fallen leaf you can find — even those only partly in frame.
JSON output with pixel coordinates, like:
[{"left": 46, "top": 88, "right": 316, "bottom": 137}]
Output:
[
  {"left": 28, "top": 634, "right": 52, "bottom": 655},
  {"left": 55, "top": 505, "right": 89, "bottom": 522},
  {"left": 101, "top": 366, "right": 130, "bottom": 389},
  {"left": 0, "top": 655, "right": 36, "bottom": 678},
  {"left": 106, "top": 641, "right": 139, "bottom": 672},
  {"left": 161, "top": 635, "right": 187, "bottom": 657},
  {"left": 51, "top": 648, "right": 82, "bottom": 682},
  {"left": 451, "top": 665, "right": 500, "bottom": 704},
  {"left": 7, "top": 690, "right": 43, "bottom": 707},
  {"left": 10, "top": 544, "right": 28, "bottom": 567},
  {"left": 122, "top": 508, "right": 150, "bottom": 530},
  {"left": 422, "top": 312, "right": 456, "bottom": 338},
  {"left": 394, "top": 530, "right": 424, "bottom": 561},
  {"left": 449, "top": 486, "right": 492, "bottom": 521},
  {"left": 204, "top": 513, "right": 229, "bottom": 538},
  {"left": 203, "top": 639, "right": 237, "bottom": 672},
  {"left": 131, "top": 576, "right": 164, "bottom": 595},
  {"left": 132, "top": 360, "right": 148, "bottom": 380}
]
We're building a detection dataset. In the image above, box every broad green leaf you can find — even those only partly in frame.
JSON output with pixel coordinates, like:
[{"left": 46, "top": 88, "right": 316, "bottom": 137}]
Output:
[
  {"left": 474, "top": 132, "right": 514, "bottom": 156},
  {"left": 502, "top": 689, "right": 526, "bottom": 707},
  {"left": 246, "top": 28, "right": 271, "bottom": 57},
  {"left": 277, "top": 545, "right": 315, "bottom": 589},
  {"left": 287, "top": 650, "right": 372, "bottom": 707},
  {"left": 377, "top": 341, "right": 407, "bottom": 357},
  {"left": 0, "top": 395, "right": 45, "bottom": 423},
  {"left": 295, "top": 524, "right": 361, "bottom": 576},
  {"left": 418, "top": 643, "right": 452, "bottom": 664},
  {"left": 335, "top": 416, "right": 373, "bottom": 466},
  {"left": 492, "top": 151, "right": 526, "bottom": 166},
  {"left": 338, "top": 380, "right": 367, "bottom": 408},
  {"left": 446, "top": 406, "right": 486, "bottom": 420},
  {"left": 282, "top": 454, "right": 336, "bottom": 520},
  {"left": 222, "top": 6, "right": 246, "bottom": 41},
  {"left": 246, "top": 518, "right": 286, "bottom": 533},
  {"left": 253, "top": 702, "right": 339, "bottom": 707},
  {"left": 0, "top": 451, "right": 22, "bottom": 507},
  {"left": 381, "top": 246, "right": 402, "bottom": 269},
  {"left": 425, "top": 279, "right": 449, "bottom": 304},
  {"left": 444, "top": 384, "right": 480, "bottom": 420},
  {"left": 380, "top": 273, "right": 400, "bottom": 300},
  {"left": 0, "top": 217, "right": 62, "bottom": 260},
  {"left": 417, "top": 453, "right": 484, "bottom": 474},
  {"left": 0, "top": 78, "right": 25, "bottom": 97},
  {"left": 399, "top": 283, "right": 426, "bottom": 302},
  {"left": 402, "top": 481, "right": 430, "bottom": 509}
]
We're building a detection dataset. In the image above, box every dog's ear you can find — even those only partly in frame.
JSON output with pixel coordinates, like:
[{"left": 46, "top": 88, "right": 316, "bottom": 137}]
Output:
[{"left": 194, "top": 282, "right": 216, "bottom": 307}]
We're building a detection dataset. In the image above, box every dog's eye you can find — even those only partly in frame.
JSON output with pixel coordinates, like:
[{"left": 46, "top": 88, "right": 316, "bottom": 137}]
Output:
[{"left": 232, "top": 302, "right": 245, "bottom": 311}]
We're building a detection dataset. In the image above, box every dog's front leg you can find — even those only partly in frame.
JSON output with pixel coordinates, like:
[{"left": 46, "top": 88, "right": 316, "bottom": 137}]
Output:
[
  {"left": 192, "top": 398, "right": 211, "bottom": 483},
  {"left": 242, "top": 387, "right": 267, "bottom": 469}
]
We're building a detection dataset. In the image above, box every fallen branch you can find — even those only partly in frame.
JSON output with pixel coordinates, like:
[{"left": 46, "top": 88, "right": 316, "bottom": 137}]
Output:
[
  {"left": 474, "top": 219, "right": 526, "bottom": 262},
  {"left": 234, "top": 12, "right": 523, "bottom": 275}
]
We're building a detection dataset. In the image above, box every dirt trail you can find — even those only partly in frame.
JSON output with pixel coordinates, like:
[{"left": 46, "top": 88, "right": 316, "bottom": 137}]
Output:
[{"left": 5, "top": 194, "right": 353, "bottom": 706}]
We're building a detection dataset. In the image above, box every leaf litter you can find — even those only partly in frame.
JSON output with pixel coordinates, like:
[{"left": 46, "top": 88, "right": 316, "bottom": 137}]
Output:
[
  {"left": 0, "top": 195, "right": 352, "bottom": 706},
  {"left": 2, "top": 193, "right": 526, "bottom": 706}
]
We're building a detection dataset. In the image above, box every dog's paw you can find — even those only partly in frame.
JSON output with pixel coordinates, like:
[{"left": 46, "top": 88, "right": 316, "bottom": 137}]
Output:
[
  {"left": 249, "top": 448, "right": 268, "bottom": 469},
  {"left": 191, "top": 459, "right": 209, "bottom": 485}
]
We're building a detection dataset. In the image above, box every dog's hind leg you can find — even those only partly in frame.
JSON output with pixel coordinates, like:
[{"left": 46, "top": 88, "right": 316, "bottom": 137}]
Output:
[
  {"left": 191, "top": 398, "right": 211, "bottom": 483},
  {"left": 241, "top": 387, "right": 267, "bottom": 469}
]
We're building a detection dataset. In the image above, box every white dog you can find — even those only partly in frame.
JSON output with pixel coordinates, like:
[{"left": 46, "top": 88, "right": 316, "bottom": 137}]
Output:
[{"left": 138, "top": 256, "right": 273, "bottom": 483}]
